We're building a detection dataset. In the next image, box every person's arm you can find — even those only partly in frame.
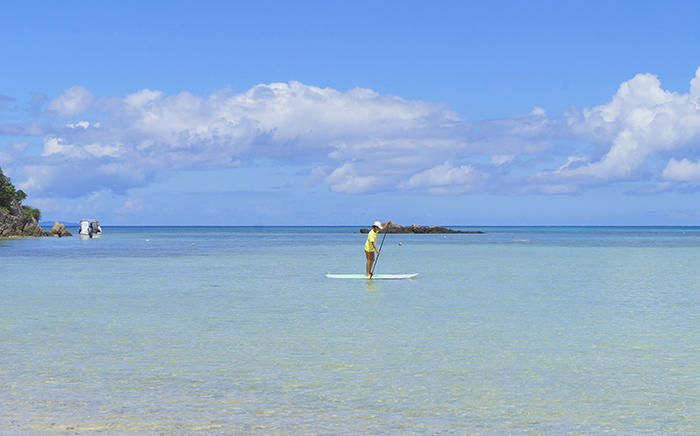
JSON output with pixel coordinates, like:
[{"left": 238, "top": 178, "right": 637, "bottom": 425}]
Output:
[
  {"left": 380, "top": 219, "right": 392, "bottom": 231},
  {"left": 373, "top": 221, "right": 391, "bottom": 253}
]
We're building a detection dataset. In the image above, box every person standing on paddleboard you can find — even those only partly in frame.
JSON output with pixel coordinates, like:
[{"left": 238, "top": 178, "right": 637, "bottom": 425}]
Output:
[{"left": 365, "top": 220, "right": 391, "bottom": 277}]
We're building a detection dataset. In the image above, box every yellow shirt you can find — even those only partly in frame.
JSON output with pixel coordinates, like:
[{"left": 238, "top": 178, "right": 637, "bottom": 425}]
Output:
[{"left": 364, "top": 228, "right": 378, "bottom": 252}]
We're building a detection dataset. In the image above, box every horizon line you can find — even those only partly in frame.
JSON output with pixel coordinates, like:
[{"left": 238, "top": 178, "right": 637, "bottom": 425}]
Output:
[{"left": 39, "top": 223, "right": 700, "bottom": 228}]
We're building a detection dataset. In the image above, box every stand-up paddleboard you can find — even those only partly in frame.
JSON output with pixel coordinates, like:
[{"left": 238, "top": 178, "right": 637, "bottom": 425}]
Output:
[{"left": 326, "top": 273, "right": 418, "bottom": 280}]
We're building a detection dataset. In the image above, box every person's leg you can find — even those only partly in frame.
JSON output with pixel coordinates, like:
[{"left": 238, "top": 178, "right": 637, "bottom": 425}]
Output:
[{"left": 365, "top": 250, "right": 374, "bottom": 276}]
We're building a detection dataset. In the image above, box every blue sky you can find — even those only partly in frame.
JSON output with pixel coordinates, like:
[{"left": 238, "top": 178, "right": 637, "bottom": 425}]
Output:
[{"left": 2, "top": 1, "right": 700, "bottom": 225}]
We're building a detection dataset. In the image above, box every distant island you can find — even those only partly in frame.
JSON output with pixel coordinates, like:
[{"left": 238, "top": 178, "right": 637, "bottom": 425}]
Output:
[
  {"left": 0, "top": 166, "right": 71, "bottom": 238},
  {"left": 360, "top": 223, "right": 484, "bottom": 234}
]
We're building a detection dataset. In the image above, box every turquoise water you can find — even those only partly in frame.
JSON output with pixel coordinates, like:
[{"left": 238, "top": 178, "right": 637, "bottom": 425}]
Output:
[{"left": 1, "top": 227, "right": 698, "bottom": 434}]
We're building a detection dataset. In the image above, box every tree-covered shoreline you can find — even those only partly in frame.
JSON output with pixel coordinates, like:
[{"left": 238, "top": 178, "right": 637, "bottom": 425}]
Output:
[
  {"left": 0, "top": 166, "right": 46, "bottom": 237},
  {"left": 1, "top": 168, "right": 40, "bottom": 220}
]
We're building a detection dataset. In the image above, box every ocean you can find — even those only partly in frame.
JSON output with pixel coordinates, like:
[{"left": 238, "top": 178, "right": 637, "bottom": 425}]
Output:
[{"left": 1, "top": 226, "right": 698, "bottom": 434}]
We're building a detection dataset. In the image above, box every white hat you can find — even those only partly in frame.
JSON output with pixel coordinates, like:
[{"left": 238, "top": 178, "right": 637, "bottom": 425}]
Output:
[{"left": 373, "top": 221, "right": 382, "bottom": 228}]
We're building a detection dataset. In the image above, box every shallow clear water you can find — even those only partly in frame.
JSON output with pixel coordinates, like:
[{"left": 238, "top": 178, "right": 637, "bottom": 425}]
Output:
[{"left": 1, "top": 227, "right": 698, "bottom": 434}]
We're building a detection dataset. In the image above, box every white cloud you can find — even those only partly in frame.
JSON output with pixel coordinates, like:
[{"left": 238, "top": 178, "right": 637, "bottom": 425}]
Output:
[
  {"left": 549, "top": 69, "right": 700, "bottom": 185},
  {"left": 43, "top": 137, "right": 74, "bottom": 157},
  {"left": 662, "top": 158, "right": 700, "bottom": 182},
  {"left": 84, "top": 142, "right": 125, "bottom": 158},
  {"left": 555, "top": 156, "right": 588, "bottom": 173},
  {"left": 26, "top": 81, "right": 554, "bottom": 197},
  {"left": 67, "top": 121, "right": 91, "bottom": 129},
  {"left": 399, "top": 162, "right": 490, "bottom": 195},
  {"left": 324, "top": 163, "right": 381, "bottom": 194},
  {"left": 21, "top": 68, "right": 700, "bottom": 198},
  {"left": 402, "top": 162, "right": 480, "bottom": 188},
  {"left": 124, "top": 89, "right": 163, "bottom": 107},
  {"left": 691, "top": 66, "right": 700, "bottom": 98},
  {"left": 47, "top": 85, "right": 94, "bottom": 116},
  {"left": 305, "top": 166, "right": 330, "bottom": 185}
]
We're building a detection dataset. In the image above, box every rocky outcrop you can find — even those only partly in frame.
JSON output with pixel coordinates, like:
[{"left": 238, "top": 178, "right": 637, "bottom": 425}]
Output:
[
  {"left": 50, "top": 221, "right": 72, "bottom": 237},
  {"left": 360, "top": 222, "right": 484, "bottom": 234},
  {"left": 23, "top": 217, "right": 45, "bottom": 237},
  {"left": 0, "top": 198, "right": 51, "bottom": 238}
]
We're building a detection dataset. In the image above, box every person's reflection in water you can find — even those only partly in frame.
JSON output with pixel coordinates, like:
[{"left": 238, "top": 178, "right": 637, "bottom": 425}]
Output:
[{"left": 364, "top": 278, "right": 377, "bottom": 292}]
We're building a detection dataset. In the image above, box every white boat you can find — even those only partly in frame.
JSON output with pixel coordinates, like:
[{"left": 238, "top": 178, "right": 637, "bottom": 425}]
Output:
[{"left": 79, "top": 219, "right": 102, "bottom": 239}]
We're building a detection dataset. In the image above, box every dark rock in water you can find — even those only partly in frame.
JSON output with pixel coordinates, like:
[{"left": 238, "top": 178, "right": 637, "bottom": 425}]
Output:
[
  {"left": 50, "top": 221, "right": 62, "bottom": 234},
  {"left": 360, "top": 223, "right": 484, "bottom": 234},
  {"left": 50, "top": 221, "right": 72, "bottom": 237},
  {"left": 23, "top": 218, "right": 45, "bottom": 237}
]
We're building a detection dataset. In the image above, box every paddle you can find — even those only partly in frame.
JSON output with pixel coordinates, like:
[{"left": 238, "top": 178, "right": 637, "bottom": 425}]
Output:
[{"left": 370, "top": 223, "right": 389, "bottom": 277}]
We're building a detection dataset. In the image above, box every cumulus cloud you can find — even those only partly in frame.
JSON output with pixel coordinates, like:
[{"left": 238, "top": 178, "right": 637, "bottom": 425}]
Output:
[
  {"left": 22, "top": 81, "right": 555, "bottom": 197},
  {"left": 400, "top": 162, "right": 487, "bottom": 194},
  {"left": 47, "top": 85, "right": 94, "bottom": 116},
  {"left": 662, "top": 158, "right": 700, "bottom": 182},
  {"left": 543, "top": 68, "right": 700, "bottom": 187},
  {"left": 325, "top": 163, "right": 381, "bottom": 194},
  {"left": 17, "top": 68, "right": 700, "bottom": 198}
]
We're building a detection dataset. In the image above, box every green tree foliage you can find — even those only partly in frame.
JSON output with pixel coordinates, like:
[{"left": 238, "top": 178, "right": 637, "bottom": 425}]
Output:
[
  {"left": 0, "top": 166, "right": 41, "bottom": 218},
  {"left": 15, "top": 189, "right": 27, "bottom": 202},
  {"left": 0, "top": 172, "right": 16, "bottom": 213},
  {"left": 22, "top": 205, "right": 41, "bottom": 221}
]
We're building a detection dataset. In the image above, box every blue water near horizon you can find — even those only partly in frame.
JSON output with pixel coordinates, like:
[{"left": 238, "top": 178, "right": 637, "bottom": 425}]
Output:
[{"left": 1, "top": 226, "right": 698, "bottom": 433}]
